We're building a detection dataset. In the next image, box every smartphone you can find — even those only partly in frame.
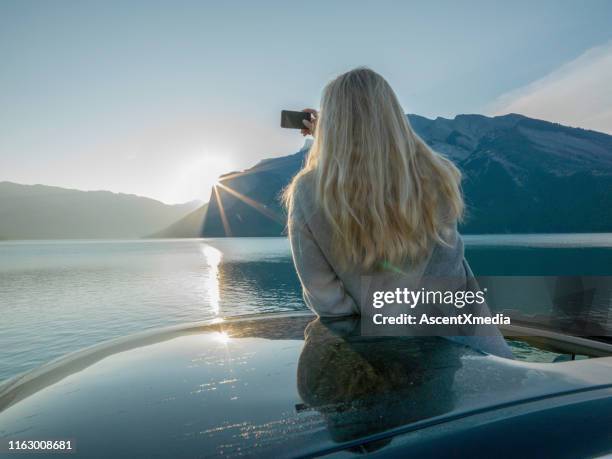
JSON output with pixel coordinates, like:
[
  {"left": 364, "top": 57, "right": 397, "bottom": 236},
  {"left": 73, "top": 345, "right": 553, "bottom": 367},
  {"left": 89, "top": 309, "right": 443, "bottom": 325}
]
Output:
[{"left": 281, "top": 110, "right": 311, "bottom": 129}]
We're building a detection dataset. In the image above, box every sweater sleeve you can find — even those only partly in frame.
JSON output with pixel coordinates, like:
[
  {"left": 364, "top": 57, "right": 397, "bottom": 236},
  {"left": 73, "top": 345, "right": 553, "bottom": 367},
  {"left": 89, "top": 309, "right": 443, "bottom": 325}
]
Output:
[{"left": 288, "top": 198, "right": 358, "bottom": 317}]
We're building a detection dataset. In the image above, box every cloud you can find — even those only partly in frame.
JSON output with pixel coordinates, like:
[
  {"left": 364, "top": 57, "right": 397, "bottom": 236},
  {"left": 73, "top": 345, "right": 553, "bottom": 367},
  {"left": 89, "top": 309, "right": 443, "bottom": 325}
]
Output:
[{"left": 489, "top": 41, "right": 612, "bottom": 134}]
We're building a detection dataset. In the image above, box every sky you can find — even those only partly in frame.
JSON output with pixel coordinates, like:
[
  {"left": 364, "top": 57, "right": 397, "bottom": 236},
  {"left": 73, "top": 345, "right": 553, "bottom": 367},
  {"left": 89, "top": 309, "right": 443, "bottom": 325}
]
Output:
[{"left": 1, "top": 0, "right": 611, "bottom": 204}]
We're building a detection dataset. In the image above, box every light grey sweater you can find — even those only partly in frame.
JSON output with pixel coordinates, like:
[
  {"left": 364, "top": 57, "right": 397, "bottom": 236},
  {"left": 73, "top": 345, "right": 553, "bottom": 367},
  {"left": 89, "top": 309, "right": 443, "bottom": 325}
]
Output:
[{"left": 287, "top": 173, "right": 513, "bottom": 358}]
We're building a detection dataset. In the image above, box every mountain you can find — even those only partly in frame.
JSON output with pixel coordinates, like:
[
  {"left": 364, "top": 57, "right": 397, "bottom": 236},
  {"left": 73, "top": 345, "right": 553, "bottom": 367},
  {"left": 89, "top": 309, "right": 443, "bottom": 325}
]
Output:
[
  {"left": 147, "top": 203, "right": 208, "bottom": 238},
  {"left": 0, "top": 182, "right": 202, "bottom": 239},
  {"left": 201, "top": 114, "right": 612, "bottom": 236},
  {"left": 202, "top": 142, "right": 311, "bottom": 237}
]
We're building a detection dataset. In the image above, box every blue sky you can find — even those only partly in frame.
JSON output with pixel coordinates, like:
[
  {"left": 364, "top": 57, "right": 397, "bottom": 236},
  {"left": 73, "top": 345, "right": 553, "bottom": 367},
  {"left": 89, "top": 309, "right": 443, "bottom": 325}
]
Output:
[{"left": 1, "top": 0, "right": 611, "bottom": 203}]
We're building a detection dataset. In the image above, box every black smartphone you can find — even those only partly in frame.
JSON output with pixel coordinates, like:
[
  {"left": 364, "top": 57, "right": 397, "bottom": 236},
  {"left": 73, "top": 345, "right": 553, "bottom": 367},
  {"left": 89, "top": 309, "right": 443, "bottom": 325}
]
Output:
[{"left": 281, "top": 110, "right": 311, "bottom": 129}]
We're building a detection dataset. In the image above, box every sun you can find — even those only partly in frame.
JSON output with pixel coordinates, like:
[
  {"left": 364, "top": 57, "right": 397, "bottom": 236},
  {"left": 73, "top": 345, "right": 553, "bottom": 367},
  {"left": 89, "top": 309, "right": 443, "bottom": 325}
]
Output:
[{"left": 173, "top": 153, "right": 235, "bottom": 203}]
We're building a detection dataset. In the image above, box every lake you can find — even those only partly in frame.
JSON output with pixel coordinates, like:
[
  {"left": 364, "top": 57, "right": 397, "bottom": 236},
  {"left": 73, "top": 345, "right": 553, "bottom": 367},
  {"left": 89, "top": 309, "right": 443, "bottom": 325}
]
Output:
[{"left": 1, "top": 234, "right": 611, "bottom": 383}]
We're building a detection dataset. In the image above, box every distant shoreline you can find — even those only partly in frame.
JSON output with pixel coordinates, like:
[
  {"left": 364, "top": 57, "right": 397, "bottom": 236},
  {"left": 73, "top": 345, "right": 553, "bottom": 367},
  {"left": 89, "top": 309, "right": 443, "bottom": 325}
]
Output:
[{"left": 0, "top": 232, "right": 611, "bottom": 246}]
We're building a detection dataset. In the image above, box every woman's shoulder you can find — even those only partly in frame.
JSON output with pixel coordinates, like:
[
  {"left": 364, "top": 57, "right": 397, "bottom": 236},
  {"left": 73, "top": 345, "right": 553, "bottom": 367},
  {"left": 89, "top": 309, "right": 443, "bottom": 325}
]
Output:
[
  {"left": 290, "top": 170, "right": 316, "bottom": 209},
  {"left": 288, "top": 170, "right": 322, "bottom": 228},
  {"left": 293, "top": 169, "right": 315, "bottom": 194}
]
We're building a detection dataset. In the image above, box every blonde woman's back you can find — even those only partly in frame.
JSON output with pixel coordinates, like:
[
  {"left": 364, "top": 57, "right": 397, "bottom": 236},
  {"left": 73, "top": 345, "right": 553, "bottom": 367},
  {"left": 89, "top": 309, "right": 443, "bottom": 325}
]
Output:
[{"left": 289, "top": 170, "right": 457, "bottom": 306}]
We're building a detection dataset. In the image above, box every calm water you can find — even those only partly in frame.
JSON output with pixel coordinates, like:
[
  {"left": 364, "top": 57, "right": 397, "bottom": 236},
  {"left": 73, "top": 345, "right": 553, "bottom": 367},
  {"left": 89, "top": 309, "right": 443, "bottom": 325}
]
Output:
[{"left": 1, "top": 234, "right": 611, "bottom": 383}]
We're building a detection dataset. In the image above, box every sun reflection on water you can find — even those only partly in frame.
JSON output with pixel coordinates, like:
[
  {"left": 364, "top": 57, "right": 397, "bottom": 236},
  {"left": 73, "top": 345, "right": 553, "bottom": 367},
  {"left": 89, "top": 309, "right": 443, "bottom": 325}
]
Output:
[
  {"left": 212, "top": 331, "right": 231, "bottom": 344},
  {"left": 202, "top": 244, "right": 222, "bottom": 315}
]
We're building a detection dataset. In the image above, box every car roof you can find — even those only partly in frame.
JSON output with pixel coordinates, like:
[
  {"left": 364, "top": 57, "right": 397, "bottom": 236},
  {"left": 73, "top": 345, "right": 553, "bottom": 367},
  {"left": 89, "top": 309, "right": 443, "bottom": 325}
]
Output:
[{"left": 1, "top": 313, "right": 611, "bottom": 457}]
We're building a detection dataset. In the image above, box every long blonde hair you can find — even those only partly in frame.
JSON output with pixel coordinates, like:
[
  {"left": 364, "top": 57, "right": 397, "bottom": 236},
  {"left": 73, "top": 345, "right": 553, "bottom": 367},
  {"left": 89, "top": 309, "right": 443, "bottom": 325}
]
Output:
[{"left": 283, "top": 68, "right": 463, "bottom": 271}]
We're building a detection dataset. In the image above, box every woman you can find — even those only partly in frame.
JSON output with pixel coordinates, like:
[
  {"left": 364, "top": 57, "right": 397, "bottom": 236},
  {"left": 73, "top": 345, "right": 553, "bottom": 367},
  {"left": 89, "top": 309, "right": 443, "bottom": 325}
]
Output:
[{"left": 283, "top": 67, "right": 513, "bottom": 358}]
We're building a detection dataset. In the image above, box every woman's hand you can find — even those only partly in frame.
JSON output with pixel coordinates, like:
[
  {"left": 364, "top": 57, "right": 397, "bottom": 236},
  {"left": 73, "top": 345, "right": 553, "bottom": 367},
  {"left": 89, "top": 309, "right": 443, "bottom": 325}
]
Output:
[{"left": 301, "top": 108, "right": 318, "bottom": 137}]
